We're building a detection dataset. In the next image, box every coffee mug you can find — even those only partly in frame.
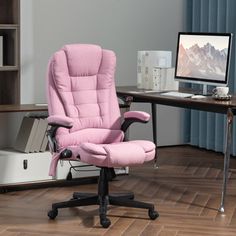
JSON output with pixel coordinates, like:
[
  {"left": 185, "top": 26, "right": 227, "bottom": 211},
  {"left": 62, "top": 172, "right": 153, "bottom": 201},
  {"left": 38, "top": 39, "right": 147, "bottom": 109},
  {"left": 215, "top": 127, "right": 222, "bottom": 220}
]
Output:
[{"left": 212, "top": 87, "right": 229, "bottom": 97}]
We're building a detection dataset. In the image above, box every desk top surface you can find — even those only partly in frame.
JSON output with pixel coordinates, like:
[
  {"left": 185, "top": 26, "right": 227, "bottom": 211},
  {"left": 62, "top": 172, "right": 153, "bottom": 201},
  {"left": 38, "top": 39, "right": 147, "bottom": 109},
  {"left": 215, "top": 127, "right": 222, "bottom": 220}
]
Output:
[{"left": 116, "top": 86, "right": 236, "bottom": 114}]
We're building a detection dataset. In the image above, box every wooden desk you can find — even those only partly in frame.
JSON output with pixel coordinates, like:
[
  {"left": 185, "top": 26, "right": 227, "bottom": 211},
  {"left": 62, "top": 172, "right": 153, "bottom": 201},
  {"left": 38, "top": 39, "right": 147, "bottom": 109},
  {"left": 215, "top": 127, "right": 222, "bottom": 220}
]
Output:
[{"left": 116, "top": 86, "right": 236, "bottom": 213}]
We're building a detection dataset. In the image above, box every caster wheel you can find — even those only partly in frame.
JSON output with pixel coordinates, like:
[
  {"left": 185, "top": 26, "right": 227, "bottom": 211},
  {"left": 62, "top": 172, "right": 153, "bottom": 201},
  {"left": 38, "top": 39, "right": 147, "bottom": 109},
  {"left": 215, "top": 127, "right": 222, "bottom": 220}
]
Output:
[
  {"left": 0, "top": 188, "right": 7, "bottom": 193},
  {"left": 129, "top": 195, "right": 134, "bottom": 200},
  {"left": 148, "top": 209, "right": 159, "bottom": 220},
  {"left": 66, "top": 171, "right": 72, "bottom": 181},
  {"left": 48, "top": 209, "right": 58, "bottom": 220},
  {"left": 125, "top": 193, "right": 134, "bottom": 200},
  {"left": 100, "top": 218, "right": 111, "bottom": 228}
]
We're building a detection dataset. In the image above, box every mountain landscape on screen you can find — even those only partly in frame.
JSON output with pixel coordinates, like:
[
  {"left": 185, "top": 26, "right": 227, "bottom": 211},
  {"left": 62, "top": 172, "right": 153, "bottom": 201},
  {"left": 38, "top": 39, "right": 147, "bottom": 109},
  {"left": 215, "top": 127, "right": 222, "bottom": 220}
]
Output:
[{"left": 177, "top": 42, "right": 227, "bottom": 81}]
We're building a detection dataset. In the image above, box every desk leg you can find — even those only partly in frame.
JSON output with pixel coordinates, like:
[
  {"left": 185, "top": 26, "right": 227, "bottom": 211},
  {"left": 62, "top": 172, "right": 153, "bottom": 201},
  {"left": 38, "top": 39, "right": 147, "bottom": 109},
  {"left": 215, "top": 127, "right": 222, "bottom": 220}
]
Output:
[
  {"left": 219, "top": 108, "right": 233, "bottom": 213},
  {"left": 151, "top": 103, "right": 158, "bottom": 167}
]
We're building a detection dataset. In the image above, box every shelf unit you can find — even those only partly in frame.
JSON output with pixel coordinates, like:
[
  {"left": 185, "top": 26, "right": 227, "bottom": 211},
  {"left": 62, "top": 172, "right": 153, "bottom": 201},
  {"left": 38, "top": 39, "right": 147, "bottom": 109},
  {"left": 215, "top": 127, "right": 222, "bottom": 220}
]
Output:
[
  {"left": 0, "top": 0, "right": 20, "bottom": 104},
  {"left": 0, "top": 104, "right": 128, "bottom": 186}
]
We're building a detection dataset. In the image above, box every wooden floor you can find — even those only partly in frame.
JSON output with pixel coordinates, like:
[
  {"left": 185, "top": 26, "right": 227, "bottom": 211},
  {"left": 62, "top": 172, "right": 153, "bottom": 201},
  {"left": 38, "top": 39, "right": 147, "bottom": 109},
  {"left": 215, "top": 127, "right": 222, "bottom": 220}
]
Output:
[{"left": 1, "top": 145, "right": 236, "bottom": 235}]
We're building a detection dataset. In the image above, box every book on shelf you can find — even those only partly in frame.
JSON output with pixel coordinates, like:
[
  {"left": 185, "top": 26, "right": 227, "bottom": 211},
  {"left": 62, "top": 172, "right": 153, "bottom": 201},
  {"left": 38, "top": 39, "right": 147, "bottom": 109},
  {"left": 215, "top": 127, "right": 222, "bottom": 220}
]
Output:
[
  {"left": 14, "top": 117, "right": 39, "bottom": 153},
  {"left": 26, "top": 111, "right": 48, "bottom": 118},
  {"left": 30, "top": 118, "right": 48, "bottom": 153},
  {"left": 40, "top": 125, "right": 50, "bottom": 152},
  {"left": 0, "top": 36, "right": 3, "bottom": 66},
  {"left": 14, "top": 113, "right": 49, "bottom": 153}
]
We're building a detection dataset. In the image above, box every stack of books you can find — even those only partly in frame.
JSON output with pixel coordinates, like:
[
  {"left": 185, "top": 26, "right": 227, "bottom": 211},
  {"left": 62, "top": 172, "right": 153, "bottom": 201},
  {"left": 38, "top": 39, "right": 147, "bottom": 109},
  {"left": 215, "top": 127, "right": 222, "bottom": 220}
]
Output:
[{"left": 14, "top": 113, "right": 49, "bottom": 153}]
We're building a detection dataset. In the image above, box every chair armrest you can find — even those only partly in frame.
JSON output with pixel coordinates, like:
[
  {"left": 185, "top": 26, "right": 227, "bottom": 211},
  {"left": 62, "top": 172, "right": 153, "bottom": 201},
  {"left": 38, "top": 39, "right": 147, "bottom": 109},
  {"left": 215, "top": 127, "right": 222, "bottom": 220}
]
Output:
[
  {"left": 47, "top": 115, "right": 74, "bottom": 129},
  {"left": 121, "top": 111, "right": 150, "bottom": 133},
  {"left": 47, "top": 115, "right": 74, "bottom": 152},
  {"left": 124, "top": 111, "right": 150, "bottom": 122}
]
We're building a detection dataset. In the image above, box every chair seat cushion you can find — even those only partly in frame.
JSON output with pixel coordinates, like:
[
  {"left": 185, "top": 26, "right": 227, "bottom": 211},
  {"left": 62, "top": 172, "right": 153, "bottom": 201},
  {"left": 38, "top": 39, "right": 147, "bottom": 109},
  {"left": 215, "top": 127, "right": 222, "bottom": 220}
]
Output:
[
  {"left": 48, "top": 140, "right": 156, "bottom": 176},
  {"left": 56, "top": 128, "right": 124, "bottom": 149},
  {"left": 79, "top": 140, "right": 156, "bottom": 167}
]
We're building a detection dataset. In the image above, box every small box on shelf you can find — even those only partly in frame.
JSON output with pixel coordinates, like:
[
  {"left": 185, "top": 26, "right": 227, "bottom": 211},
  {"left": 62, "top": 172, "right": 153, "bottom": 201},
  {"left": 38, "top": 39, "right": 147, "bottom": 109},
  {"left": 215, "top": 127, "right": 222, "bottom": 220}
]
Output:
[{"left": 137, "top": 50, "right": 172, "bottom": 89}]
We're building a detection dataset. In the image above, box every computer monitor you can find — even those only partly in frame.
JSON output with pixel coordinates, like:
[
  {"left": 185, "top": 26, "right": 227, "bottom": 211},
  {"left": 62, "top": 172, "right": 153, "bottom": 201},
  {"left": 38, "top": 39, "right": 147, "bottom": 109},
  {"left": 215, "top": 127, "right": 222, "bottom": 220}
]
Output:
[{"left": 175, "top": 32, "right": 232, "bottom": 94}]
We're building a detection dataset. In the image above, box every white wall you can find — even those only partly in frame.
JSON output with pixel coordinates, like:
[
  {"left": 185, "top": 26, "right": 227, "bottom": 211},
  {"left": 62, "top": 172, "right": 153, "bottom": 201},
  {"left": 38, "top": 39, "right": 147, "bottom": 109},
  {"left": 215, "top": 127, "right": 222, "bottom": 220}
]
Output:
[{"left": 21, "top": 0, "right": 186, "bottom": 103}]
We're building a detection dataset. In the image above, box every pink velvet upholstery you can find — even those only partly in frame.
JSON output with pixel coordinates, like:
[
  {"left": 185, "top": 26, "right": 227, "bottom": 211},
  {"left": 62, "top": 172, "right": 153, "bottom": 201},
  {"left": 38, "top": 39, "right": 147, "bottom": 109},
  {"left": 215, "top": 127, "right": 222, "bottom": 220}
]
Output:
[
  {"left": 79, "top": 140, "right": 155, "bottom": 167},
  {"left": 46, "top": 44, "right": 156, "bottom": 176},
  {"left": 124, "top": 111, "right": 150, "bottom": 122},
  {"left": 46, "top": 44, "right": 159, "bottom": 228},
  {"left": 47, "top": 115, "right": 74, "bottom": 127}
]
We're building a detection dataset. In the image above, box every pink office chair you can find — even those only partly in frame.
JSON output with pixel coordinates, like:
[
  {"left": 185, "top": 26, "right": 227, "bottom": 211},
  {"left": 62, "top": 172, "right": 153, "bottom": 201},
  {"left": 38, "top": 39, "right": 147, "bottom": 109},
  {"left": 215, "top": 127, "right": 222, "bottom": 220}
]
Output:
[{"left": 46, "top": 44, "right": 158, "bottom": 228}]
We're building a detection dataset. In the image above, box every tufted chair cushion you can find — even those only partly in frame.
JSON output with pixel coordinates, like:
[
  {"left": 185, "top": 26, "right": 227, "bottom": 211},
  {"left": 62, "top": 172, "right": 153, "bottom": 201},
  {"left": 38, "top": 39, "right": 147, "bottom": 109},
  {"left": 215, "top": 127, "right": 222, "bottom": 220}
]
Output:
[
  {"left": 46, "top": 44, "right": 156, "bottom": 176},
  {"left": 47, "top": 44, "right": 121, "bottom": 136}
]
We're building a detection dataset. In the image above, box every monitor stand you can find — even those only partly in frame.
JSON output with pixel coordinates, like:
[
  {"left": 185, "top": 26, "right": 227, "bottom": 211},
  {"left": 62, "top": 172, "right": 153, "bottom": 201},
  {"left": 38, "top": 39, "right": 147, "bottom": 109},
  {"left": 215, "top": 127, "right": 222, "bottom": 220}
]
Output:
[
  {"left": 203, "top": 84, "right": 208, "bottom": 96},
  {"left": 199, "top": 84, "right": 211, "bottom": 96}
]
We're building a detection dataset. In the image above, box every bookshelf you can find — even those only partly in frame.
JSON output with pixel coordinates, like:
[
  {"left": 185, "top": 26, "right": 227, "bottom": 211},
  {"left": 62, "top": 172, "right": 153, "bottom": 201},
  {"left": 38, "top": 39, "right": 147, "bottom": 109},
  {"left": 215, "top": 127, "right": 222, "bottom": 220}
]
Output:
[
  {"left": 0, "top": 104, "right": 48, "bottom": 113},
  {"left": 0, "top": 104, "right": 51, "bottom": 186},
  {"left": 0, "top": 0, "right": 20, "bottom": 104}
]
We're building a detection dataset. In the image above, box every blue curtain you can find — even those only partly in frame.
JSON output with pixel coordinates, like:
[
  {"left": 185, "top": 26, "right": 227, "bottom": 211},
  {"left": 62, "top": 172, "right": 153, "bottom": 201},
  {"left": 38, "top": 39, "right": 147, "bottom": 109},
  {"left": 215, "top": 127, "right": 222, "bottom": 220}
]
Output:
[{"left": 186, "top": 0, "right": 236, "bottom": 155}]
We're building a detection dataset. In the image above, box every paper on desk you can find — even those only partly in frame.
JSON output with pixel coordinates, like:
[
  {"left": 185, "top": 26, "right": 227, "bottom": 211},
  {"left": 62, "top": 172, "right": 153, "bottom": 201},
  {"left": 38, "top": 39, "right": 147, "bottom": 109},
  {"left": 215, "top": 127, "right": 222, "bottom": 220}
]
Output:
[{"left": 128, "top": 90, "right": 158, "bottom": 94}]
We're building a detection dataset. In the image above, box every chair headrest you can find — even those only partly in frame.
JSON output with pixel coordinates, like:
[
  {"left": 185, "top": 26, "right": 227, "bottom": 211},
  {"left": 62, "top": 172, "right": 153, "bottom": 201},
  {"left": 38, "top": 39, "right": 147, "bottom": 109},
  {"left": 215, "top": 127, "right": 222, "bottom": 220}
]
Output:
[{"left": 62, "top": 44, "right": 102, "bottom": 76}]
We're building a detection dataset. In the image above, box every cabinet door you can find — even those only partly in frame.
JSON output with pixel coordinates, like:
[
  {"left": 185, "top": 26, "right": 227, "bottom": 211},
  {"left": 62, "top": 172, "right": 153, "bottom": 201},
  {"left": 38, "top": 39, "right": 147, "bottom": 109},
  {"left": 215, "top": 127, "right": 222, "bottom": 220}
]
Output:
[{"left": 0, "top": 150, "right": 52, "bottom": 184}]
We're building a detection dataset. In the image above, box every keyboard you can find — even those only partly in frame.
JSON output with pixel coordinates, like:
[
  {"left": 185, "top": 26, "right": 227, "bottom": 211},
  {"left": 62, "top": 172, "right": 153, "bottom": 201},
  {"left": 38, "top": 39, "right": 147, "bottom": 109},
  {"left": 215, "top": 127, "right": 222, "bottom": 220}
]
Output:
[{"left": 161, "top": 91, "right": 194, "bottom": 98}]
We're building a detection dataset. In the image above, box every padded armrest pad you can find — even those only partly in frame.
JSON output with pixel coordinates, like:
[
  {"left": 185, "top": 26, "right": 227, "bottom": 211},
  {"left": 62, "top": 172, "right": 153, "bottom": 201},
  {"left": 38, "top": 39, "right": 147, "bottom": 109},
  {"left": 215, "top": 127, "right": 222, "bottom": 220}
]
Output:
[
  {"left": 47, "top": 115, "right": 74, "bottom": 128},
  {"left": 124, "top": 111, "right": 150, "bottom": 122}
]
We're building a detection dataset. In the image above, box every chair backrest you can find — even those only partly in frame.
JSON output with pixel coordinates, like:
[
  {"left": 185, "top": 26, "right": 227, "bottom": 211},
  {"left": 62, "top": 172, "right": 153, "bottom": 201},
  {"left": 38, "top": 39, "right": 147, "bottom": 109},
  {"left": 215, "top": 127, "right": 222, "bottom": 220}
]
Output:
[{"left": 46, "top": 44, "right": 121, "bottom": 135}]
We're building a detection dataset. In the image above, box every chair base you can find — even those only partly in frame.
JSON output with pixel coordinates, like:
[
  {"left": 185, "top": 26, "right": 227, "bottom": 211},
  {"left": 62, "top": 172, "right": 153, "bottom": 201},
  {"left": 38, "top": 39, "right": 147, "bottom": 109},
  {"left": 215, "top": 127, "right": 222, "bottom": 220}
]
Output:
[{"left": 48, "top": 167, "right": 159, "bottom": 228}]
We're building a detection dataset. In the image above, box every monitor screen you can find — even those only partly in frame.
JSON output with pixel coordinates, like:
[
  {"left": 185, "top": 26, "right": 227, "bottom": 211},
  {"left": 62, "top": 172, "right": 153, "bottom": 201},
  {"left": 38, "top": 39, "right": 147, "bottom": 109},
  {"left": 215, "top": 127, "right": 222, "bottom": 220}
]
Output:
[{"left": 175, "top": 32, "right": 232, "bottom": 86}]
